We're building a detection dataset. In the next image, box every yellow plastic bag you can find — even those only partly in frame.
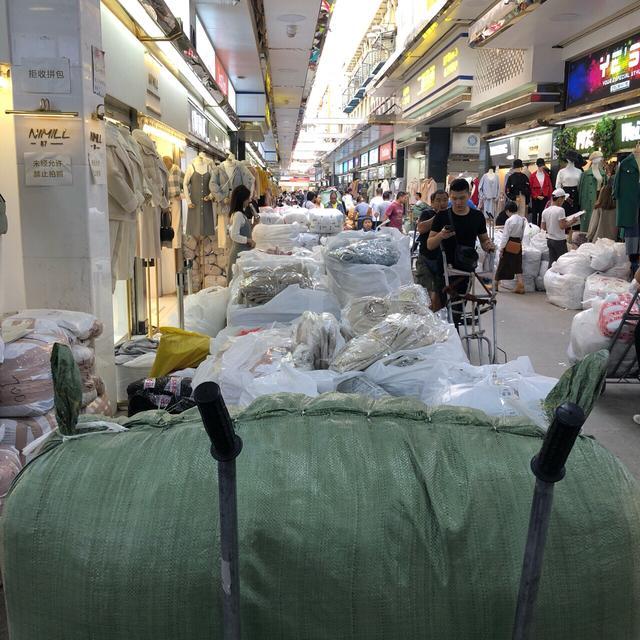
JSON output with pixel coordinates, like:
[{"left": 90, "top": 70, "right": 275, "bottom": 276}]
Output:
[{"left": 149, "top": 327, "right": 210, "bottom": 378}]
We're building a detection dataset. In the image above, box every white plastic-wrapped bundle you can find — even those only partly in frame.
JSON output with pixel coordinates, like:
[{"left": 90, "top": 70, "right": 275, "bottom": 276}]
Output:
[
  {"left": 167, "top": 286, "right": 229, "bottom": 337},
  {"left": 308, "top": 209, "right": 344, "bottom": 234},
  {"left": 324, "top": 229, "right": 413, "bottom": 306},
  {"left": 2, "top": 309, "right": 103, "bottom": 342},
  {"left": 0, "top": 323, "right": 69, "bottom": 418},
  {"left": 0, "top": 446, "right": 22, "bottom": 512},
  {"left": 536, "top": 260, "right": 549, "bottom": 291},
  {"left": 253, "top": 222, "right": 308, "bottom": 253},
  {"left": 551, "top": 252, "right": 595, "bottom": 278},
  {"left": 522, "top": 224, "right": 541, "bottom": 247},
  {"left": 330, "top": 312, "right": 450, "bottom": 373},
  {"left": 583, "top": 274, "right": 631, "bottom": 308},
  {"left": 282, "top": 209, "right": 309, "bottom": 225},
  {"left": 544, "top": 270, "right": 586, "bottom": 310},
  {"left": 297, "top": 233, "right": 321, "bottom": 249},
  {"left": 257, "top": 210, "right": 284, "bottom": 225},
  {"left": 529, "top": 230, "right": 549, "bottom": 260},
  {"left": 0, "top": 413, "right": 57, "bottom": 461},
  {"left": 364, "top": 331, "right": 468, "bottom": 397}
]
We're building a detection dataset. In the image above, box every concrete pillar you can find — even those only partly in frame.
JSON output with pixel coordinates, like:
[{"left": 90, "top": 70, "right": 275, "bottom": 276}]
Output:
[
  {"left": 7, "top": 0, "right": 115, "bottom": 402},
  {"left": 427, "top": 127, "right": 450, "bottom": 187}
]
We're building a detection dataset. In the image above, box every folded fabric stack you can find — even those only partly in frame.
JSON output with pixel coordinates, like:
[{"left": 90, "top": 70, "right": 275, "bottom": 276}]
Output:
[{"left": 183, "top": 235, "right": 228, "bottom": 291}]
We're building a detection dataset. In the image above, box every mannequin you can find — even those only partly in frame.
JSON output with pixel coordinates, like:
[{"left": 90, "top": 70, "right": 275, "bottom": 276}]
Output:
[
  {"left": 183, "top": 152, "right": 215, "bottom": 238},
  {"left": 478, "top": 167, "right": 499, "bottom": 217},
  {"left": 163, "top": 156, "right": 184, "bottom": 251},
  {"left": 578, "top": 151, "right": 605, "bottom": 232},
  {"left": 131, "top": 129, "right": 169, "bottom": 261},
  {"left": 556, "top": 150, "right": 583, "bottom": 233},
  {"left": 614, "top": 143, "right": 640, "bottom": 272},
  {"left": 529, "top": 158, "right": 552, "bottom": 227},
  {"left": 209, "top": 152, "right": 255, "bottom": 249},
  {"left": 505, "top": 159, "right": 530, "bottom": 217}
]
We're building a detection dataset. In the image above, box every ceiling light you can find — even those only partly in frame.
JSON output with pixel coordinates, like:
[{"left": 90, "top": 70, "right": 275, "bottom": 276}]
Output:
[
  {"left": 208, "top": 0, "right": 240, "bottom": 5},
  {"left": 488, "top": 126, "right": 549, "bottom": 142},
  {"left": 142, "top": 123, "right": 186, "bottom": 148},
  {"left": 286, "top": 24, "right": 298, "bottom": 38},
  {"left": 555, "top": 102, "right": 640, "bottom": 125},
  {"left": 278, "top": 14, "right": 306, "bottom": 23}
]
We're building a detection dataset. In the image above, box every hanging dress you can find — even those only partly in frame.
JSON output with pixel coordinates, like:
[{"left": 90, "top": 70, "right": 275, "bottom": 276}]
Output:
[{"left": 186, "top": 164, "right": 215, "bottom": 238}]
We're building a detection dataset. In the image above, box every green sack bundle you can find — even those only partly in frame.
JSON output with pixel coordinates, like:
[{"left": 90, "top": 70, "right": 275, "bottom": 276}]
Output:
[{"left": 3, "top": 394, "right": 640, "bottom": 640}]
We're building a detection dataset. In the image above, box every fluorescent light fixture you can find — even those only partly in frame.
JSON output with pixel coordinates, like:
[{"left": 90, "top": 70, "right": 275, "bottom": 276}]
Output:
[
  {"left": 488, "top": 126, "right": 549, "bottom": 142},
  {"left": 119, "top": 0, "right": 164, "bottom": 38},
  {"left": 5, "top": 110, "right": 78, "bottom": 117},
  {"left": 555, "top": 102, "right": 640, "bottom": 125},
  {"left": 142, "top": 123, "right": 186, "bottom": 148}
]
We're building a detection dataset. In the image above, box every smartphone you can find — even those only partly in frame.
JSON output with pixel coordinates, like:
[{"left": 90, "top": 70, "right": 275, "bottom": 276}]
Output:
[{"left": 444, "top": 225, "right": 454, "bottom": 232}]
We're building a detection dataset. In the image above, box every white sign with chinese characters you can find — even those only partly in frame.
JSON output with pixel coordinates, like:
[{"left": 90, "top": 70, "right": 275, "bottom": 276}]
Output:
[
  {"left": 16, "top": 58, "right": 71, "bottom": 94},
  {"left": 88, "top": 150, "right": 106, "bottom": 185},
  {"left": 24, "top": 152, "right": 72, "bottom": 187}
]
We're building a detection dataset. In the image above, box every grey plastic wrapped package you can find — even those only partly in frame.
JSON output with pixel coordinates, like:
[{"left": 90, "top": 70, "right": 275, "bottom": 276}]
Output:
[
  {"left": 331, "top": 312, "right": 451, "bottom": 373},
  {"left": 324, "top": 229, "right": 413, "bottom": 306},
  {"left": 292, "top": 312, "right": 345, "bottom": 370},
  {"left": 328, "top": 236, "right": 400, "bottom": 266},
  {"left": 342, "top": 284, "right": 431, "bottom": 338}
]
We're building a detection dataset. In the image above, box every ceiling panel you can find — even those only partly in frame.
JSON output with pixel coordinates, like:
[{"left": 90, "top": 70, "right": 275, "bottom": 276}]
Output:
[
  {"left": 196, "top": 1, "right": 263, "bottom": 93},
  {"left": 264, "top": 0, "right": 320, "bottom": 48},
  {"left": 274, "top": 86, "right": 304, "bottom": 107}
]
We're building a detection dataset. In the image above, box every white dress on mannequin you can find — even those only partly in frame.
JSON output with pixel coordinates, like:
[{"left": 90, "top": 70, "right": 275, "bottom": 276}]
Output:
[{"left": 479, "top": 170, "right": 500, "bottom": 216}]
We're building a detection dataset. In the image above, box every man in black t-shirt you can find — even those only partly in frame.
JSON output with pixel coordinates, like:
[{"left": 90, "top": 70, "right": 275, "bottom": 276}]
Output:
[
  {"left": 415, "top": 190, "right": 448, "bottom": 307},
  {"left": 424, "top": 178, "right": 496, "bottom": 310}
]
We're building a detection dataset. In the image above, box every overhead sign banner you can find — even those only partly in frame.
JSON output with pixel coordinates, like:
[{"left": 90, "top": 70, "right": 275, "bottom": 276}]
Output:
[
  {"left": 566, "top": 32, "right": 640, "bottom": 109},
  {"left": 369, "top": 147, "right": 379, "bottom": 165},
  {"left": 215, "top": 58, "right": 229, "bottom": 97},
  {"left": 360, "top": 152, "right": 369, "bottom": 168},
  {"left": 379, "top": 141, "right": 393, "bottom": 162}
]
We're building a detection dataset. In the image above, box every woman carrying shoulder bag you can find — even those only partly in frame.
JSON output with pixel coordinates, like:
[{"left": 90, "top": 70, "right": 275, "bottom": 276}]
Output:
[
  {"left": 495, "top": 206, "right": 527, "bottom": 294},
  {"left": 227, "top": 185, "right": 256, "bottom": 279}
]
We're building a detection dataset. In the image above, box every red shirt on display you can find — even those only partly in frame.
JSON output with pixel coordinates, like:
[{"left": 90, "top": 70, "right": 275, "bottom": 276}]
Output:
[
  {"left": 530, "top": 170, "right": 552, "bottom": 199},
  {"left": 384, "top": 201, "right": 404, "bottom": 229}
]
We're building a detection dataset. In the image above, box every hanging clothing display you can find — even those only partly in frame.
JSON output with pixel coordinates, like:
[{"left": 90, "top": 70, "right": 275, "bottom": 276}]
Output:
[
  {"left": 613, "top": 153, "right": 640, "bottom": 228},
  {"left": 419, "top": 178, "right": 437, "bottom": 205},
  {"left": 185, "top": 163, "right": 215, "bottom": 238},
  {"left": 478, "top": 172, "right": 500, "bottom": 216},
  {"left": 131, "top": 130, "right": 169, "bottom": 261},
  {"left": 587, "top": 183, "right": 618, "bottom": 243},
  {"left": 578, "top": 168, "right": 606, "bottom": 233},
  {"left": 166, "top": 164, "right": 184, "bottom": 249},
  {"left": 470, "top": 177, "right": 480, "bottom": 207},
  {"left": 529, "top": 169, "right": 552, "bottom": 227},
  {"left": 106, "top": 122, "right": 145, "bottom": 289}
]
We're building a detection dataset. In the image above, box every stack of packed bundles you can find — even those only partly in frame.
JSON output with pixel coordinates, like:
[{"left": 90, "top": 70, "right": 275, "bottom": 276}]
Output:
[
  {"left": 308, "top": 209, "right": 344, "bottom": 235},
  {"left": 253, "top": 222, "right": 308, "bottom": 253},
  {"left": 292, "top": 312, "right": 345, "bottom": 371},
  {"left": 330, "top": 312, "right": 451, "bottom": 373},
  {"left": 182, "top": 236, "right": 228, "bottom": 291}
]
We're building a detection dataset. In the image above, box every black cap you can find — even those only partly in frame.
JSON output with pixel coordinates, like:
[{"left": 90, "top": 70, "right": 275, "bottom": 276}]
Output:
[{"left": 513, "top": 159, "right": 524, "bottom": 169}]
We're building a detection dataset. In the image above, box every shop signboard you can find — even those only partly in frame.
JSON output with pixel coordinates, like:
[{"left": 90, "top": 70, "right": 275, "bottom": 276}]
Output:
[
  {"left": 369, "top": 147, "right": 379, "bottom": 165},
  {"left": 616, "top": 114, "right": 640, "bottom": 149},
  {"left": 401, "top": 34, "right": 474, "bottom": 114},
  {"left": 566, "top": 32, "right": 640, "bottom": 109},
  {"left": 189, "top": 104, "right": 209, "bottom": 143},
  {"left": 15, "top": 57, "right": 71, "bottom": 94},
  {"left": 379, "top": 141, "right": 393, "bottom": 162},
  {"left": 215, "top": 58, "right": 229, "bottom": 97},
  {"left": 24, "top": 152, "right": 72, "bottom": 187},
  {"left": 574, "top": 124, "right": 597, "bottom": 154},
  {"left": 488, "top": 137, "right": 514, "bottom": 166},
  {"left": 360, "top": 152, "right": 369, "bottom": 168},
  {"left": 518, "top": 131, "right": 552, "bottom": 160},
  {"left": 353, "top": 156, "right": 360, "bottom": 169},
  {"left": 451, "top": 130, "right": 481, "bottom": 156}
]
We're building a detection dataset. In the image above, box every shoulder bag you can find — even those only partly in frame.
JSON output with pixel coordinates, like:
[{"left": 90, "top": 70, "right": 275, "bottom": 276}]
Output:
[
  {"left": 0, "top": 193, "right": 6, "bottom": 235},
  {"left": 448, "top": 209, "right": 478, "bottom": 272},
  {"left": 504, "top": 218, "right": 526, "bottom": 255}
]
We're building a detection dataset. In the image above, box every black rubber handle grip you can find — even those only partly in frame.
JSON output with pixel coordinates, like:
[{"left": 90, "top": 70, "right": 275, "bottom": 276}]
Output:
[
  {"left": 194, "top": 382, "right": 242, "bottom": 462},
  {"left": 531, "top": 402, "right": 585, "bottom": 483}
]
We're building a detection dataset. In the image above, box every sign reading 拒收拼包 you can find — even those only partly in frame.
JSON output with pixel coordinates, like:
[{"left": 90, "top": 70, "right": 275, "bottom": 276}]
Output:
[
  {"left": 565, "top": 32, "right": 640, "bottom": 109},
  {"left": 24, "top": 152, "right": 72, "bottom": 186},
  {"left": 15, "top": 57, "right": 71, "bottom": 94}
]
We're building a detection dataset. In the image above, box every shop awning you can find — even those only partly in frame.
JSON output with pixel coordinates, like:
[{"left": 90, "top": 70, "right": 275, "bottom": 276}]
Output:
[{"left": 547, "top": 89, "right": 640, "bottom": 126}]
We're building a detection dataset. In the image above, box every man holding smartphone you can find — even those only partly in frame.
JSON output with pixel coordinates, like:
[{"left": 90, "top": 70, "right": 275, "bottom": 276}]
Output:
[{"left": 424, "top": 178, "right": 495, "bottom": 310}]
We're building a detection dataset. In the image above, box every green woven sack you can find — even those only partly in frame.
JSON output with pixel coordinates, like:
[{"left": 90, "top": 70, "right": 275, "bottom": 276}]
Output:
[{"left": 3, "top": 395, "right": 640, "bottom": 639}]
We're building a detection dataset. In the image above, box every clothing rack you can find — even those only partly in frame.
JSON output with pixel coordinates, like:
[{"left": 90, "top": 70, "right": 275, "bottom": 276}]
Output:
[{"left": 606, "top": 288, "right": 640, "bottom": 383}]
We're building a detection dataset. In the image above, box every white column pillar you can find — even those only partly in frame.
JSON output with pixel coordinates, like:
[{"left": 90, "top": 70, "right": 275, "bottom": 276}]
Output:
[{"left": 7, "top": 0, "right": 115, "bottom": 404}]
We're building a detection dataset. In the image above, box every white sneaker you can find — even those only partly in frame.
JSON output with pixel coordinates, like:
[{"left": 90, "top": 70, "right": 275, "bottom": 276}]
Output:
[{"left": 633, "top": 415, "right": 640, "bottom": 425}]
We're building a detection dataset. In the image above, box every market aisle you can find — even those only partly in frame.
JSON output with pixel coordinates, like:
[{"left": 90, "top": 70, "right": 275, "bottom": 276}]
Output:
[{"left": 496, "top": 291, "right": 640, "bottom": 479}]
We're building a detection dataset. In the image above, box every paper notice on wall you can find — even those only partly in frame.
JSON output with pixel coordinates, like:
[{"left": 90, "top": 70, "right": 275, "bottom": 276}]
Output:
[
  {"left": 15, "top": 57, "right": 71, "bottom": 94},
  {"left": 88, "top": 150, "right": 106, "bottom": 184},
  {"left": 24, "top": 152, "right": 72, "bottom": 187}
]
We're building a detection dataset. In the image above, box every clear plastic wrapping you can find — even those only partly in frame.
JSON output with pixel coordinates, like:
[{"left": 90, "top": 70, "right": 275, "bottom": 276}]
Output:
[
  {"left": 342, "top": 285, "right": 431, "bottom": 337},
  {"left": 327, "top": 236, "right": 400, "bottom": 266},
  {"left": 292, "top": 312, "right": 345, "bottom": 370},
  {"left": 253, "top": 222, "right": 309, "bottom": 253},
  {"left": 308, "top": 209, "right": 344, "bottom": 234},
  {"left": 330, "top": 312, "right": 450, "bottom": 373}
]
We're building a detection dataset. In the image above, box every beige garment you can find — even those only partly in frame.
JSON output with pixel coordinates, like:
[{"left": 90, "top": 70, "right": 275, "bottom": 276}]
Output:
[
  {"left": 137, "top": 202, "right": 161, "bottom": 260},
  {"left": 516, "top": 194, "right": 527, "bottom": 218},
  {"left": 169, "top": 197, "right": 183, "bottom": 249},
  {"left": 587, "top": 207, "right": 618, "bottom": 243},
  {"left": 110, "top": 219, "right": 137, "bottom": 288}
]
